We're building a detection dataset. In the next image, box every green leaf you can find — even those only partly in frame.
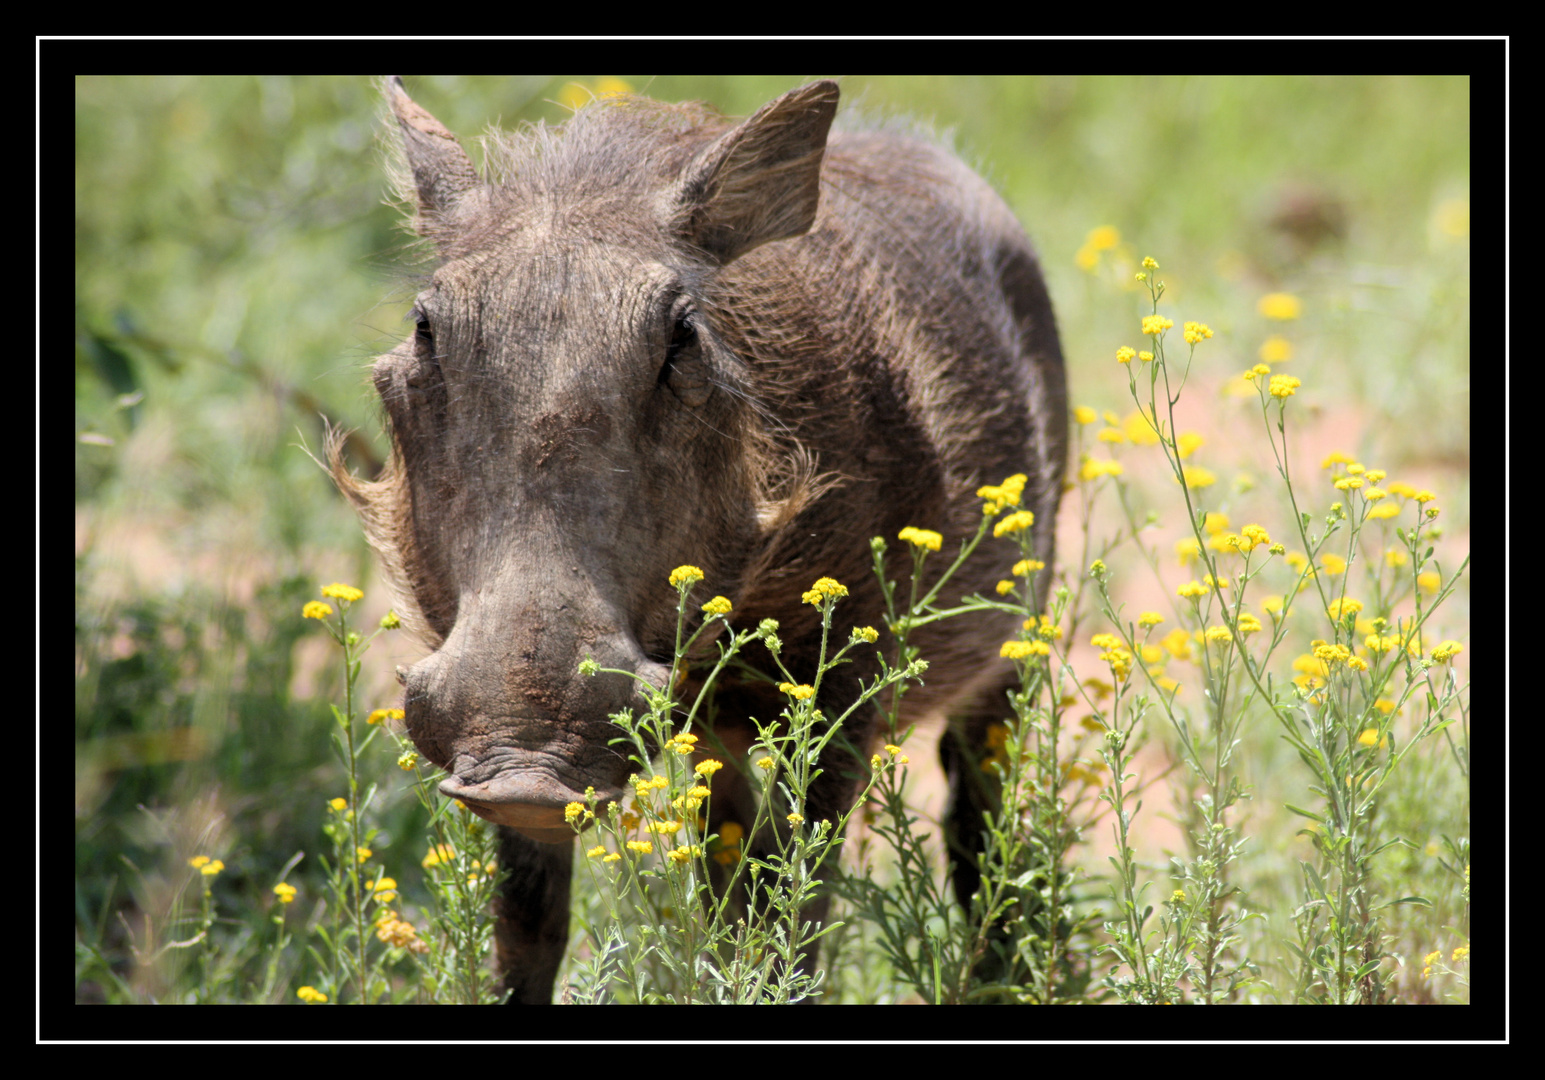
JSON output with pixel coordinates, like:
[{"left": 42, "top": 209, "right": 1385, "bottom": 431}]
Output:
[
  {"left": 1352, "top": 960, "right": 1384, "bottom": 980},
  {"left": 1284, "top": 803, "right": 1326, "bottom": 823},
  {"left": 1375, "top": 895, "right": 1433, "bottom": 910},
  {"left": 80, "top": 327, "right": 142, "bottom": 425}
]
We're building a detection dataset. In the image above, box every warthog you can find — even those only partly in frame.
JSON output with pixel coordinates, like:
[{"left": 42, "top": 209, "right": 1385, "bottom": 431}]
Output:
[{"left": 332, "top": 76, "right": 1066, "bottom": 1002}]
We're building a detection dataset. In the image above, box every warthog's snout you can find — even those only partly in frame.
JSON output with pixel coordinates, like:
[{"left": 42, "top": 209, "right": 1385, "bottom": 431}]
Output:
[{"left": 403, "top": 617, "right": 671, "bottom": 844}]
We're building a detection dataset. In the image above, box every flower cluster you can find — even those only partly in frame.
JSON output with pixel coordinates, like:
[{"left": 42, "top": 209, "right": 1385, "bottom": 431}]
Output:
[
  {"left": 1089, "top": 632, "right": 1135, "bottom": 681},
  {"left": 801, "top": 576, "right": 848, "bottom": 605},
  {"left": 634, "top": 773, "right": 672, "bottom": 800},
  {"left": 993, "top": 510, "right": 1036, "bottom": 538},
  {"left": 1000, "top": 639, "right": 1050, "bottom": 660},
  {"left": 977, "top": 473, "right": 1028, "bottom": 514},
  {"left": 321, "top": 582, "right": 364, "bottom": 603},
  {"left": 1269, "top": 374, "right": 1302, "bottom": 399},
  {"left": 897, "top": 525, "right": 943, "bottom": 551},
  {"left": 374, "top": 909, "right": 427, "bottom": 952},
  {"left": 669, "top": 565, "right": 704, "bottom": 589}
]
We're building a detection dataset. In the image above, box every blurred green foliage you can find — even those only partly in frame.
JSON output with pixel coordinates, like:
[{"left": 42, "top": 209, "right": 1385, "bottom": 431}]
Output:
[{"left": 73, "top": 75, "right": 1469, "bottom": 1002}]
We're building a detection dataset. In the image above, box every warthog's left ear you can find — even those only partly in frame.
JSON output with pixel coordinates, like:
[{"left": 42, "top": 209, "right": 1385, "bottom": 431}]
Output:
[
  {"left": 387, "top": 76, "right": 483, "bottom": 240},
  {"left": 670, "top": 79, "right": 840, "bottom": 265}
]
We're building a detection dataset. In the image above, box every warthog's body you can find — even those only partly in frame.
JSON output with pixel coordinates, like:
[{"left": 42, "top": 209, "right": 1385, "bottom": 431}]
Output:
[{"left": 334, "top": 77, "right": 1066, "bottom": 1002}]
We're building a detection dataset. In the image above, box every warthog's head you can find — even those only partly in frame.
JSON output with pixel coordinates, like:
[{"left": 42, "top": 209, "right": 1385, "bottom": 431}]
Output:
[{"left": 333, "top": 78, "right": 839, "bottom": 842}]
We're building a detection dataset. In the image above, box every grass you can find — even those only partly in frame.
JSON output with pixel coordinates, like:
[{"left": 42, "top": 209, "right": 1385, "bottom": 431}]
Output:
[{"left": 74, "top": 74, "right": 1472, "bottom": 1010}]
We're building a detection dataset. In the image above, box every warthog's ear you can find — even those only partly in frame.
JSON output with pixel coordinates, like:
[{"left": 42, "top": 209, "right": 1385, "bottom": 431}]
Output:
[
  {"left": 387, "top": 76, "right": 482, "bottom": 236},
  {"left": 671, "top": 80, "right": 839, "bottom": 265}
]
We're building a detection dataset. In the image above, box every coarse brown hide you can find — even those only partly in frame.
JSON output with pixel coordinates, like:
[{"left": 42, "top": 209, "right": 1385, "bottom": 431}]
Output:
[{"left": 331, "top": 76, "right": 1067, "bottom": 1002}]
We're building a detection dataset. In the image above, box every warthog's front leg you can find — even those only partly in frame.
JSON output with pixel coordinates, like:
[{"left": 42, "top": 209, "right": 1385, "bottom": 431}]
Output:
[{"left": 494, "top": 827, "right": 574, "bottom": 1004}]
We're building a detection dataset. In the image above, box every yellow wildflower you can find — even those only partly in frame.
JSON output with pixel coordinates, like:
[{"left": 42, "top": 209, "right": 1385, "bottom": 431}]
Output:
[
  {"left": 994, "top": 510, "right": 1036, "bottom": 537},
  {"left": 898, "top": 526, "right": 943, "bottom": 551},
  {"left": 801, "top": 577, "right": 848, "bottom": 605},
  {"left": 1087, "top": 225, "right": 1119, "bottom": 250},
  {"left": 1326, "top": 597, "right": 1363, "bottom": 620},
  {"left": 669, "top": 565, "right": 704, "bottom": 588},
  {"left": 1431, "top": 640, "right": 1464, "bottom": 663},
  {"left": 1179, "top": 465, "right": 1217, "bottom": 489},
  {"left": 1259, "top": 336, "right": 1293, "bottom": 363},
  {"left": 1257, "top": 292, "right": 1302, "bottom": 320},
  {"left": 977, "top": 473, "right": 1028, "bottom": 514}
]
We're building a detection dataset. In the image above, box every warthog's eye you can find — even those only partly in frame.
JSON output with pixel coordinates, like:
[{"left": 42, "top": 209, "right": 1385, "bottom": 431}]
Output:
[
  {"left": 660, "top": 299, "right": 710, "bottom": 408},
  {"left": 413, "top": 311, "right": 436, "bottom": 357},
  {"left": 407, "top": 307, "right": 440, "bottom": 389}
]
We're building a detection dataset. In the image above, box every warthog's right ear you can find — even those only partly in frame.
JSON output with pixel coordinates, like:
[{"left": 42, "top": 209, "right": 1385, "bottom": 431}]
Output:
[
  {"left": 387, "top": 76, "right": 482, "bottom": 238},
  {"left": 670, "top": 79, "right": 840, "bottom": 265}
]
